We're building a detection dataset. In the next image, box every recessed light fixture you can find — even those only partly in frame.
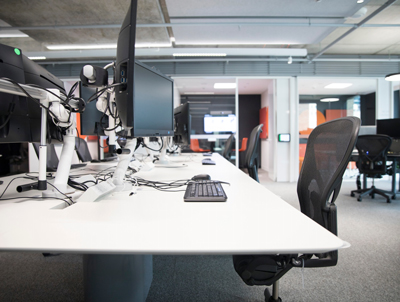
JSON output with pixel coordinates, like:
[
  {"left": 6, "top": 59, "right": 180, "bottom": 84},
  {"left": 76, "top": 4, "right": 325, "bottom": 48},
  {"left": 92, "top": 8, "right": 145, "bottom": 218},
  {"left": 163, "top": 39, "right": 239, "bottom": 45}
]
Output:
[
  {"left": 135, "top": 42, "right": 172, "bottom": 48},
  {"left": 320, "top": 98, "right": 339, "bottom": 102},
  {"left": 46, "top": 44, "right": 117, "bottom": 50},
  {"left": 0, "top": 31, "right": 29, "bottom": 38},
  {"left": 173, "top": 53, "right": 227, "bottom": 57},
  {"left": 324, "top": 83, "right": 353, "bottom": 89},
  {"left": 357, "top": 0, "right": 364, "bottom": 3},
  {"left": 28, "top": 56, "right": 46, "bottom": 60},
  {"left": 214, "top": 83, "right": 236, "bottom": 89},
  {"left": 183, "top": 92, "right": 215, "bottom": 95},
  {"left": 385, "top": 73, "right": 400, "bottom": 81}
]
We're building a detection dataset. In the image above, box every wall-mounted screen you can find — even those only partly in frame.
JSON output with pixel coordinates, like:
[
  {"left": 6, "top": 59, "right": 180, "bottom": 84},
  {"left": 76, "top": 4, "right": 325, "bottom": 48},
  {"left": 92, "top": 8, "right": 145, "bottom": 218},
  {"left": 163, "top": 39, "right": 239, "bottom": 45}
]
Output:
[{"left": 204, "top": 114, "right": 236, "bottom": 133}]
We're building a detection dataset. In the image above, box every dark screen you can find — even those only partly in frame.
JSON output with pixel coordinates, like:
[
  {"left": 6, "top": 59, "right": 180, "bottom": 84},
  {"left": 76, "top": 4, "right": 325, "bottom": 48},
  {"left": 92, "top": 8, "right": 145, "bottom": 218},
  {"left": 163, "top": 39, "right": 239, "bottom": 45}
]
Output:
[
  {"left": 133, "top": 62, "right": 174, "bottom": 137},
  {"left": 376, "top": 118, "right": 400, "bottom": 138},
  {"left": 174, "top": 102, "right": 191, "bottom": 146},
  {"left": 79, "top": 83, "right": 108, "bottom": 135}
]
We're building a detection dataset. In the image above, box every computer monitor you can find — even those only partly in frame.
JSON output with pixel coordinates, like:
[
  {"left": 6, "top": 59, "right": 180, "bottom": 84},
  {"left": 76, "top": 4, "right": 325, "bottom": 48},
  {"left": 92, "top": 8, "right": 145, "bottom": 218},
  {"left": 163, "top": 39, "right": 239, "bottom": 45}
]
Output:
[
  {"left": 79, "top": 82, "right": 108, "bottom": 136},
  {"left": 0, "top": 43, "right": 65, "bottom": 143},
  {"left": 204, "top": 114, "right": 237, "bottom": 134},
  {"left": 114, "top": 1, "right": 174, "bottom": 138},
  {"left": 174, "top": 102, "right": 192, "bottom": 146},
  {"left": 376, "top": 118, "right": 400, "bottom": 138}
]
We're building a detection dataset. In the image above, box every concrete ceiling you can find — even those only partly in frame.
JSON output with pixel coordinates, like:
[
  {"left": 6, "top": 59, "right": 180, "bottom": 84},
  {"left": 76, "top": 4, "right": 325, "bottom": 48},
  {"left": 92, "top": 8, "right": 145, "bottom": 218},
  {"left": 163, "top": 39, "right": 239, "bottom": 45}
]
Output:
[
  {"left": 0, "top": 0, "right": 399, "bottom": 62},
  {"left": 173, "top": 77, "right": 389, "bottom": 96}
]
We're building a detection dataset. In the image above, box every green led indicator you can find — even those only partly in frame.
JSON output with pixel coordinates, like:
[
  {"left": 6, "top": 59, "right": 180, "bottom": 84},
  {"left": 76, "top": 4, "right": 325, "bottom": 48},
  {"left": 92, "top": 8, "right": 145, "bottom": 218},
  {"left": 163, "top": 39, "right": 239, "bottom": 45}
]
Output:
[{"left": 14, "top": 48, "right": 21, "bottom": 55}]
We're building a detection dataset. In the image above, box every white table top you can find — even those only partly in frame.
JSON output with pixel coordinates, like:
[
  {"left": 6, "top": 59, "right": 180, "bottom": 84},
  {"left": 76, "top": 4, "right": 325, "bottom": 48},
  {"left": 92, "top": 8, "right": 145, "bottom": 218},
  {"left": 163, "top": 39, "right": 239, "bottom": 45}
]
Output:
[{"left": 0, "top": 153, "right": 348, "bottom": 255}]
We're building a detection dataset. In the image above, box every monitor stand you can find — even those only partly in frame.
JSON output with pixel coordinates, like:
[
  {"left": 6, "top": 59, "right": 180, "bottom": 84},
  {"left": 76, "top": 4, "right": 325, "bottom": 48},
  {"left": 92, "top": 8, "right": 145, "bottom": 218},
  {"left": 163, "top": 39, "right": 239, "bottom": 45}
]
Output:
[
  {"left": 42, "top": 131, "right": 76, "bottom": 198},
  {"left": 154, "top": 137, "right": 187, "bottom": 168}
]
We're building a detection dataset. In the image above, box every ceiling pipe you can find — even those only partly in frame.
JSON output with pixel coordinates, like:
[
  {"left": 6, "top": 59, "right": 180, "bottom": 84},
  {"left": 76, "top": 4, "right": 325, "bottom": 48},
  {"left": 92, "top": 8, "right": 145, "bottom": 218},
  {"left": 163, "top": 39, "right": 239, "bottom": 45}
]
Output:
[{"left": 308, "top": 0, "right": 399, "bottom": 63}]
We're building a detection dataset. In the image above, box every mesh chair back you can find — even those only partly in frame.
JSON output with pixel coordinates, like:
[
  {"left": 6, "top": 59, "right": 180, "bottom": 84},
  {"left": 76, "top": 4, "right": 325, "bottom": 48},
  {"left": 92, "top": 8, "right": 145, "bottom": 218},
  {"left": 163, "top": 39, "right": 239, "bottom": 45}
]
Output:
[
  {"left": 222, "top": 134, "right": 235, "bottom": 160},
  {"left": 245, "top": 124, "right": 263, "bottom": 169},
  {"left": 297, "top": 117, "right": 360, "bottom": 231},
  {"left": 355, "top": 135, "right": 392, "bottom": 175}
]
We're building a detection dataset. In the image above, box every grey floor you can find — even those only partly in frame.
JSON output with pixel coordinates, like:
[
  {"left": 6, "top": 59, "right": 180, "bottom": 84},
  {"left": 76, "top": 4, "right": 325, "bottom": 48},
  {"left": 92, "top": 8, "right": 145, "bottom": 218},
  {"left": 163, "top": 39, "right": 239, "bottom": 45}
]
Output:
[{"left": 1, "top": 170, "right": 400, "bottom": 301}]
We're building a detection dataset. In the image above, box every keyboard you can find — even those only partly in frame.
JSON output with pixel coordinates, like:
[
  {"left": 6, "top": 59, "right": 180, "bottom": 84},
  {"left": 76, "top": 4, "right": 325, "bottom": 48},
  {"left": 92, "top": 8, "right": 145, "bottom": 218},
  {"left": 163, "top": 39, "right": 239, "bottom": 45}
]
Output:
[{"left": 184, "top": 180, "right": 227, "bottom": 202}]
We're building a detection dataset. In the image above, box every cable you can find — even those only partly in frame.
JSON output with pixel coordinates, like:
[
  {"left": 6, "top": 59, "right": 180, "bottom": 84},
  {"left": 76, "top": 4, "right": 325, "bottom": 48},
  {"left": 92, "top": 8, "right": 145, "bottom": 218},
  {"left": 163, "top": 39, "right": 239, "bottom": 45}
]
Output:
[
  {"left": 0, "top": 176, "right": 73, "bottom": 206},
  {"left": 141, "top": 138, "right": 163, "bottom": 152}
]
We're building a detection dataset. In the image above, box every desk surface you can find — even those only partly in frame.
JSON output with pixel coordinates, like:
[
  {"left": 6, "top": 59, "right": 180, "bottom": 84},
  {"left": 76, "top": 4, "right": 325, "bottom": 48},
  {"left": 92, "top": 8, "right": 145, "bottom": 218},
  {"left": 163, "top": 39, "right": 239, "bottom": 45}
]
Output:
[{"left": 0, "top": 153, "right": 347, "bottom": 255}]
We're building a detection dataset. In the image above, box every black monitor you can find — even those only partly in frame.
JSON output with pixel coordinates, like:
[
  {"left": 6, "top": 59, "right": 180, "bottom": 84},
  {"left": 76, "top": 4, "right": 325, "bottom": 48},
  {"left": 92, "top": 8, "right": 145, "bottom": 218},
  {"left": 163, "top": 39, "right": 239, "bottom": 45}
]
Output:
[
  {"left": 114, "top": 2, "right": 174, "bottom": 138},
  {"left": 0, "top": 43, "right": 65, "bottom": 143},
  {"left": 376, "top": 118, "right": 400, "bottom": 138},
  {"left": 79, "top": 82, "right": 108, "bottom": 136},
  {"left": 174, "top": 102, "right": 191, "bottom": 146}
]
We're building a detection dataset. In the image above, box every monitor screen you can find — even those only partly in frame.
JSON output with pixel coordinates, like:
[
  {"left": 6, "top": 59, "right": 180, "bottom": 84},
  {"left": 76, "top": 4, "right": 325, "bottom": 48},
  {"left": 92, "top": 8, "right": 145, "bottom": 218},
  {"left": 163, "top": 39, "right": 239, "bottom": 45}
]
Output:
[
  {"left": 174, "top": 102, "right": 191, "bottom": 146},
  {"left": 79, "top": 82, "right": 108, "bottom": 136},
  {"left": 114, "top": 1, "right": 174, "bottom": 138},
  {"left": 204, "top": 114, "right": 237, "bottom": 133},
  {"left": 132, "top": 61, "right": 174, "bottom": 137},
  {"left": 376, "top": 118, "right": 400, "bottom": 138}
]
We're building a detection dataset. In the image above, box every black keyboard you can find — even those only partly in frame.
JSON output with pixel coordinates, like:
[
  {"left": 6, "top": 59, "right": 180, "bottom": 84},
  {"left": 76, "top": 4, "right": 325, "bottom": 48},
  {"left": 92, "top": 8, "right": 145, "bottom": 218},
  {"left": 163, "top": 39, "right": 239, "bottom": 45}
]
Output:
[{"left": 184, "top": 180, "right": 227, "bottom": 202}]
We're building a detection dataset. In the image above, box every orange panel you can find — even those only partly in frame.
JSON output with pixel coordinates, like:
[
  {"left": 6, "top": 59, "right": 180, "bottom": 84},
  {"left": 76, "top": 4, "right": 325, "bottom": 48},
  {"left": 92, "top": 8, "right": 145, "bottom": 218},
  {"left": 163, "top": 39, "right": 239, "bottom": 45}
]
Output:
[
  {"left": 326, "top": 109, "right": 347, "bottom": 121},
  {"left": 259, "top": 107, "right": 268, "bottom": 139}
]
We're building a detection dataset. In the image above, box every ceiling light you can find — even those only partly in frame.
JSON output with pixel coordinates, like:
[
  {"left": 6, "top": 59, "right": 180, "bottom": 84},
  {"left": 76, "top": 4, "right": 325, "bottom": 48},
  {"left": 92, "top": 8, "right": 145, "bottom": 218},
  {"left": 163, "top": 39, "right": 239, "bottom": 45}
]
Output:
[
  {"left": 173, "top": 53, "right": 227, "bottom": 57},
  {"left": 320, "top": 98, "right": 339, "bottom": 102},
  {"left": 28, "top": 56, "right": 46, "bottom": 60},
  {"left": 46, "top": 44, "right": 117, "bottom": 50},
  {"left": 288, "top": 56, "right": 293, "bottom": 64},
  {"left": 183, "top": 92, "right": 215, "bottom": 95},
  {"left": 135, "top": 42, "right": 172, "bottom": 48},
  {"left": 357, "top": 0, "right": 364, "bottom": 3},
  {"left": 324, "top": 83, "right": 353, "bottom": 89},
  {"left": 385, "top": 73, "right": 400, "bottom": 82},
  {"left": 214, "top": 83, "right": 236, "bottom": 89},
  {"left": 0, "top": 31, "right": 29, "bottom": 38}
]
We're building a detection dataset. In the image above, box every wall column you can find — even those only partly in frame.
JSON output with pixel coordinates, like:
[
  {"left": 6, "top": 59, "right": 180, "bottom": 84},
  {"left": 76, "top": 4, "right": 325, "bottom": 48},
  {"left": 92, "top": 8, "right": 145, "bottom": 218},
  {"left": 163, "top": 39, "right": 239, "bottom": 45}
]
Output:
[{"left": 376, "top": 78, "right": 394, "bottom": 119}]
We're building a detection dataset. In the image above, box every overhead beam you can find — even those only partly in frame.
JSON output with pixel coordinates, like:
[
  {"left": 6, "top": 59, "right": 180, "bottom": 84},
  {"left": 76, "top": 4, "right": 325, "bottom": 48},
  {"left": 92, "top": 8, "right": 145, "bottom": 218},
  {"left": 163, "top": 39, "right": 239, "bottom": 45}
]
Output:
[{"left": 308, "top": 0, "right": 399, "bottom": 62}]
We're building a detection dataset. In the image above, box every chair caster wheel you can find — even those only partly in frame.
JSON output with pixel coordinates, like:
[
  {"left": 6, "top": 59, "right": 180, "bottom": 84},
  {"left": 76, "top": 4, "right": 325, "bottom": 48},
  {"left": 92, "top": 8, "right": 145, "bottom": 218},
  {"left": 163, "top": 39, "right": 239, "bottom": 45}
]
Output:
[
  {"left": 387, "top": 199, "right": 391, "bottom": 203},
  {"left": 392, "top": 195, "right": 396, "bottom": 200},
  {"left": 357, "top": 197, "right": 362, "bottom": 202},
  {"left": 350, "top": 192, "right": 355, "bottom": 197}
]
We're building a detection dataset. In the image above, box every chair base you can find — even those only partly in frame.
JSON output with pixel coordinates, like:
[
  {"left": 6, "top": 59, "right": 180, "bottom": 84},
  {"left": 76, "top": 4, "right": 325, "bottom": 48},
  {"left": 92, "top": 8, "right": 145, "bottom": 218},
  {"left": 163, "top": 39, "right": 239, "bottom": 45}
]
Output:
[{"left": 351, "top": 186, "right": 391, "bottom": 203}]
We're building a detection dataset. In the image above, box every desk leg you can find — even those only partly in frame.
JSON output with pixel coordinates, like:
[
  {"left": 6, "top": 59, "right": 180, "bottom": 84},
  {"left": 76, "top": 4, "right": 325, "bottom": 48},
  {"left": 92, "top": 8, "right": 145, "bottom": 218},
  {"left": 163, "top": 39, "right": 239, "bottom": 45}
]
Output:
[
  {"left": 392, "top": 159, "right": 397, "bottom": 200},
  {"left": 83, "top": 254, "right": 153, "bottom": 302}
]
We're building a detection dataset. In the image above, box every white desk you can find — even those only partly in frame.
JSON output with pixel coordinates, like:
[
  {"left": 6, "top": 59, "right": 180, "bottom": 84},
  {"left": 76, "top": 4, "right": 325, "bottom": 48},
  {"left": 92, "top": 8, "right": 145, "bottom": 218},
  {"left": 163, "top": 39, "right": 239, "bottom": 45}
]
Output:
[{"left": 0, "top": 153, "right": 348, "bottom": 301}]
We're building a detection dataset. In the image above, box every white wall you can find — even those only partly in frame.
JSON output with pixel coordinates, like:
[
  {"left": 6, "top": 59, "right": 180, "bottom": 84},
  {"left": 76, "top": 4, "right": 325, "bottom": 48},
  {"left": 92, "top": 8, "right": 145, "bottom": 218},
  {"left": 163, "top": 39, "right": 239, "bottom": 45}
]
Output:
[
  {"left": 376, "top": 79, "right": 394, "bottom": 119},
  {"left": 260, "top": 81, "right": 275, "bottom": 176},
  {"left": 174, "top": 83, "right": 181, "bottom": 107},
  {"left": 260, "top": 77, "right": 298, "bottom": 182}
]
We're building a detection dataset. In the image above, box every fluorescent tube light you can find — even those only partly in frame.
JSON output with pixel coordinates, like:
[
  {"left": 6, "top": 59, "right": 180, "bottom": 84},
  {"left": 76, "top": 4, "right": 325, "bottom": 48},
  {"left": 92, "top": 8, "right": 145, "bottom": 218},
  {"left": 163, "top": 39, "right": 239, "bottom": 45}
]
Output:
[
  {"left": 214, "top": 83, "right": 236, "bottom": 89},
  {"left": 184, "top": 92, "right": 215, "bottom": 95},
  {"left": 135, "top": 42, "right": 172, "bottom": 48},
  {"left": 320, "top": 98, "right": 339, "bottom": 102},
  {"left": 173, "top": 53, "right": 227, "bottom": 57},
  {"left": 385, "top": 73, "right": 400, "bottom": 82},
  {"left": 0, "top": 31, "right": 29, "bottom": 38},
  {"left": 324, "top": 83, "right": 353, "bottom": 89},
  {"left": 46, "top": 44, "right": 117, "bottom": 50},
  {"left": 28, "top": 56, "right": 46, "bottom": 60}
]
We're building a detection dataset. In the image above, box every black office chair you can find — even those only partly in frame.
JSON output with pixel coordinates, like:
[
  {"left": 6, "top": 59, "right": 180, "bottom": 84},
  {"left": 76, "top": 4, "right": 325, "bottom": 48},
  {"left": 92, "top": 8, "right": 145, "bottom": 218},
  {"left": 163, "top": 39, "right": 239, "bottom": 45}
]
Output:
[
  {"left": 222, "top": 134, "right": 235, "bottom": 161},
  {"left": 75, "top": 137, "right": 93, "bottom": 163},
  {"left": 244, "top": 124, "right": 263, "bottom": 182},
  {"left": 233, "top": 117, "right": 360, "bottom": 302},
  {"left": 350, "top": 134, "right": 392, "bottom": 203}
]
